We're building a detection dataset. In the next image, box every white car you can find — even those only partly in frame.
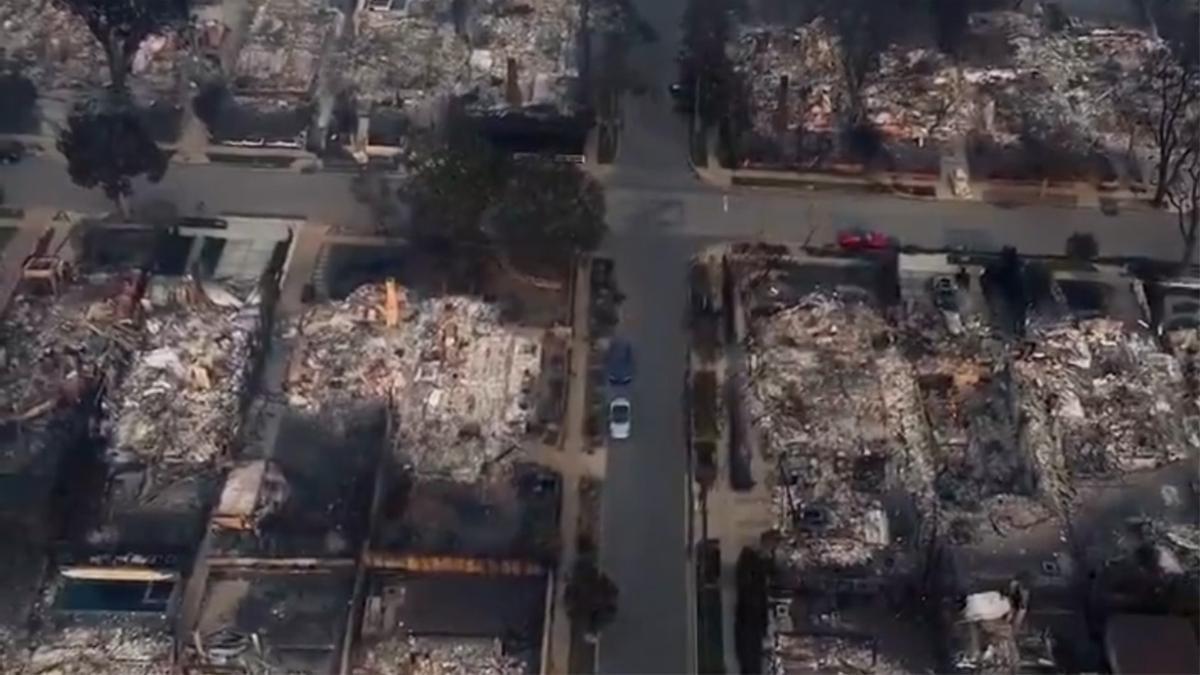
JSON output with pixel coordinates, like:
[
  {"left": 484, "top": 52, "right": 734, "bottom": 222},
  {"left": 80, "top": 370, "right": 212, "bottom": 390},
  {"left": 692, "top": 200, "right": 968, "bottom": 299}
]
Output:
[{"left": 609, "top": 397, "right": 631, "bottom": 440}]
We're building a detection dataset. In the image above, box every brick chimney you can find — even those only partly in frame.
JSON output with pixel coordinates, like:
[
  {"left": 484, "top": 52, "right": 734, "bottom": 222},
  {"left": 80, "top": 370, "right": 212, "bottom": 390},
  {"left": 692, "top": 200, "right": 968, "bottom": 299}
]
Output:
[{"left": 506, "top": 58, "right": 522, "bottom": 106}]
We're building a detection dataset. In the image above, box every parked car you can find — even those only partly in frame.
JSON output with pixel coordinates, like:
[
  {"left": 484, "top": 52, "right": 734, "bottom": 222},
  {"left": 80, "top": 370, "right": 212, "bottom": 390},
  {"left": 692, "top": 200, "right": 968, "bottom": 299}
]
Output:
[
  {"left": 837, "top": 229, "right": 894, "bottom": 251},
  {"left": 609, "top": 397, "right": 631, "bottom": 440},
  {"left": 668, "top": 82, "right": 694, "bottom": 111},
  {"left": 0, "top": 141, "right": 25, "bottom": 164},
  {"left": 605, "top": 339, "right": 635, "bottom": 385}
]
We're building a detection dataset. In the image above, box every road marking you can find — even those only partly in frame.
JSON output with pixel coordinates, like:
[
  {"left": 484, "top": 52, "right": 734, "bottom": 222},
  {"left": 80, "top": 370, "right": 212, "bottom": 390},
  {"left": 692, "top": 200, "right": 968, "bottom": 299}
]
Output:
[{"left": 722, "top": 194, "right": 728, "bottom": 213}]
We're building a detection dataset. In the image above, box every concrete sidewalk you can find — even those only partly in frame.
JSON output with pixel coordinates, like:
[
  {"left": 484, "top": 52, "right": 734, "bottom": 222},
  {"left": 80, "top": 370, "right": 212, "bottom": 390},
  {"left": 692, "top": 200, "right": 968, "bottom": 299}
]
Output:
[
  {"left": 690, "top": 348, "right": 773, "bottom": 675},
  {"left": 691, "top": 148, "right": 1154, "bottom": 213},
  {"left": 544, "top": 257, "right": 608, "bottom": 675}
]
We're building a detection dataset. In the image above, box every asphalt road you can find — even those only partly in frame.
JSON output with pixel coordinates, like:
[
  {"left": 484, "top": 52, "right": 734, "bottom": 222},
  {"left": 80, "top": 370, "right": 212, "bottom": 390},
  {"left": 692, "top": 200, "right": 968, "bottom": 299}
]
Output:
[
  {"left": 0, "top": 156, "right": 1185, "bottom": 260},
  {"left": 0, "top": 157, "right": 377, "bottom": 227},
  {"left": 592, "top": 0, "right": 701, "bottom": 671}
]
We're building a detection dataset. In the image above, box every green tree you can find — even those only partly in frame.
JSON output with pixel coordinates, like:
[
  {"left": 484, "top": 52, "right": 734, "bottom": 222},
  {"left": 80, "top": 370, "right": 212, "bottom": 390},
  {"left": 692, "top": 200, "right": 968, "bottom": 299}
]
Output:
[
  {"left": 491, "top": 158, "right": 606, "bottom": 269},
  {"left": 54, "top": 0, "right": 189, "bottom": 92},
  {"left": 400, "top": 125, "right": 510, "bottom": 248},
  {"left": 565, "top": 557, "right": 618, "bottom": 639},
  {"left": 58, "top": 95, "right": 168, "bottom": 216}
]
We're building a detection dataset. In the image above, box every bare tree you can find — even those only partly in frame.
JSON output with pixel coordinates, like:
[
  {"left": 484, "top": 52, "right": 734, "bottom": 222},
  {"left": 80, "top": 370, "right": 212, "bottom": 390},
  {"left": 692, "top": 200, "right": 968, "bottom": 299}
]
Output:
[
  {"left": 1143, "top": 48, "right": 1200, "bottom": 207},
  {"left": 1163, "top": 120, "right": 1199, "bottom": 266}
]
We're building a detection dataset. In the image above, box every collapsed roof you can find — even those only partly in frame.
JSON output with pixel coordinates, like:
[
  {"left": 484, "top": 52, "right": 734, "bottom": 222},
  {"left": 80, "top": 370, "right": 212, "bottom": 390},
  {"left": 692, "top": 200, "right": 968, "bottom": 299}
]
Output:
[
  {"left": 0, "top": 0, "right": 186, "bottom": 97},
  {"left": 107, "top": 278, "right": 259, "bottom": 469},
  {"left": 967, "top": 11, "right": 1161, "bottom": 148},
  {"left": 234, "top": 0, "right": 341, "bottom": 95},
  {"left": 735, "top": 252, "right": 1199, "bottom": 580},
  {"left": 766, "top": 632, "right": 905, "bottom": 675},
  {"left": 354, "top": 635, "right": 528, "bottom": 675},
  {"left": 353, "top": 571, "right": 545, "bottom": 675},
  {"left": 0, "top": 0, "right": 107, "bottom": 92},
  {"left": 1015, "top": 318, "right": 1195, "bottom": 480},
  {"left": 349, "top": 0, "right": 580, "bottom": 115},
  {"left": 86, "top": 278, "right": 261, "bottom": 551},
  {"left": 287, "top": 283, "right": 543, "bottom": 483},
  {"left": 729, "top": 8, "right": 1164, "bottom": 165},
  {"left": 0, "top": 273, "right": 140, "bottom": 424},
  {"left": 743, "top": 291, "right": 934, "bottom": 570},
  {"left": 0, "top": 273, "right": 141, "bottom": 519},
  {"left": 25, "top": 622, "right": 173, "bottom": 675}
]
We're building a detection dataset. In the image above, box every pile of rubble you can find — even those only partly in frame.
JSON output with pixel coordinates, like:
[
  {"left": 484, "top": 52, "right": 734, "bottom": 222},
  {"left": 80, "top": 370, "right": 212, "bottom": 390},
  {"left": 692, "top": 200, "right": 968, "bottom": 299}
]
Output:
[
  {"left": 893, "top": 287, "right": 1061, "bottom": 540},
  {"left": 106, "top": 278, "right": 259, "bottom": 471},
  {"left": 969, "top": 11, "right": 1161, "bottom": 149},
  {"left": 24, "top": 624, "right": 173, "bottom": 675},
  {"left": 464, "top": 0, "right": 579, "bottom": 112},
  {"left": 350, "top": 12, "right": 469, "bottom": 109},
  {"left": 350, "top": 0, "right": 580, "bottom": 116},
  {"left": 767, "top": 633, "right": 906, "bottom": 675},
  {"left": 727, "top": 7, "right": 1163, "bottom": 164},
  {"left": 730, "top": 18, "right": 973, "bottom": 148},
  {"left": 730, "top": 20, "right": 846, "bottom": 138},
  {"left": 355, "top": 636, "right": 527, "bottom": 675},
  {"left": 0, "top": 1, "right": 106, "bottom": 92},
  {"left": 1166, "top": 326, "right": 1200, "bottom": 407},
  {"left": 0, "top": 1, "right": 184, "bottom": 97},
  {"left": 744, "top": 292, "right": 930, "bottom": 568},
  {"left": 235, "top": 0, "right": 341, "bottom": 94},
  {"left": 0, "top": 273, "right": 141, "bottom": 422},
  {"left": 863, "top": 48, "right": 975, "bottom": 143},
  {"left": 1015, "top": 318, "right": 1194, "bottom": 480},
  {"left": 288, "top": 283, "right": 543, "bottom": 483},
  {"left": 912, "top": 355, "right": 1044, "bottom": 506}
]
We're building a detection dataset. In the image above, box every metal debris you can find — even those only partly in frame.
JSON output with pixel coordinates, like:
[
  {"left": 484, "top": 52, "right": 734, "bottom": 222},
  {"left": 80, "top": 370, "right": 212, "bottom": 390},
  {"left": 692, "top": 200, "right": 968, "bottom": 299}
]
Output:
[
  {"left": 287, "top": 283, "right": 543, "bottom": 483},
  {"left": 766, "top": 632, "right": 905, "bottom": 675},
  {"left": 235, "top": 0, "right": 341, "bottom": 95},
  {"left": 1015, "top": 318, "right": 1192, "bottom": 481},
  {"left": 728, "top": 8, "right": 1163, "bottom": 165},
  {"left": 355, "top": 636, "right": 528, "bottom": 675},
  {"left": 105, "top": 277, "right": 260, "bottom": 471},
  {"left": 349, "top": 0, "right": 580, "bottom": 116},
  {"left": 0, "top": 1, "right": 185, "bottom": 98},
  {"left": 0, "top": 273, "right": 141, "bottom": 421},
  {"left": 25, "top": 623, "right": 173, "bottom": 675},
  {"left": 743, "top": 292, "right": 931, "bottom": 569}
]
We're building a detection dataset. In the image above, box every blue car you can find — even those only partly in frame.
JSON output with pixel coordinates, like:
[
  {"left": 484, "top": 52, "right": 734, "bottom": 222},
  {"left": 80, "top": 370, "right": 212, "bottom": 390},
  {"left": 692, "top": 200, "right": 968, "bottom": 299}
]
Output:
[{"left": 605, "top": 339, "right": 635, "bottom": 385}]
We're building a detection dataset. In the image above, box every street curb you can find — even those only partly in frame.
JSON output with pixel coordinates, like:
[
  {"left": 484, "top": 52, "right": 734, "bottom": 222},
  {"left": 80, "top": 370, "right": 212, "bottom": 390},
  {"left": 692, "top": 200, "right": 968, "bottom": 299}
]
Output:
[{"left": 693, "top": 162, "right": 1159, "bottom": 215}]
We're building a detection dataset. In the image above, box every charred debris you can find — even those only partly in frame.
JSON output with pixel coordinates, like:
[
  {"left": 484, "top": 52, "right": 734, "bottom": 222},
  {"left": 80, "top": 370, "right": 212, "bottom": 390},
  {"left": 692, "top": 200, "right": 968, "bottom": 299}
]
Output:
[
  {"left": 700, "top": 243, "right": 1198, "bottom": 674},
  {"left": 723, "top": 0, "right": 1181, "bottom": 179},
  {"left": 0, "top": 232, "right": 566, "bottom": 673}
]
